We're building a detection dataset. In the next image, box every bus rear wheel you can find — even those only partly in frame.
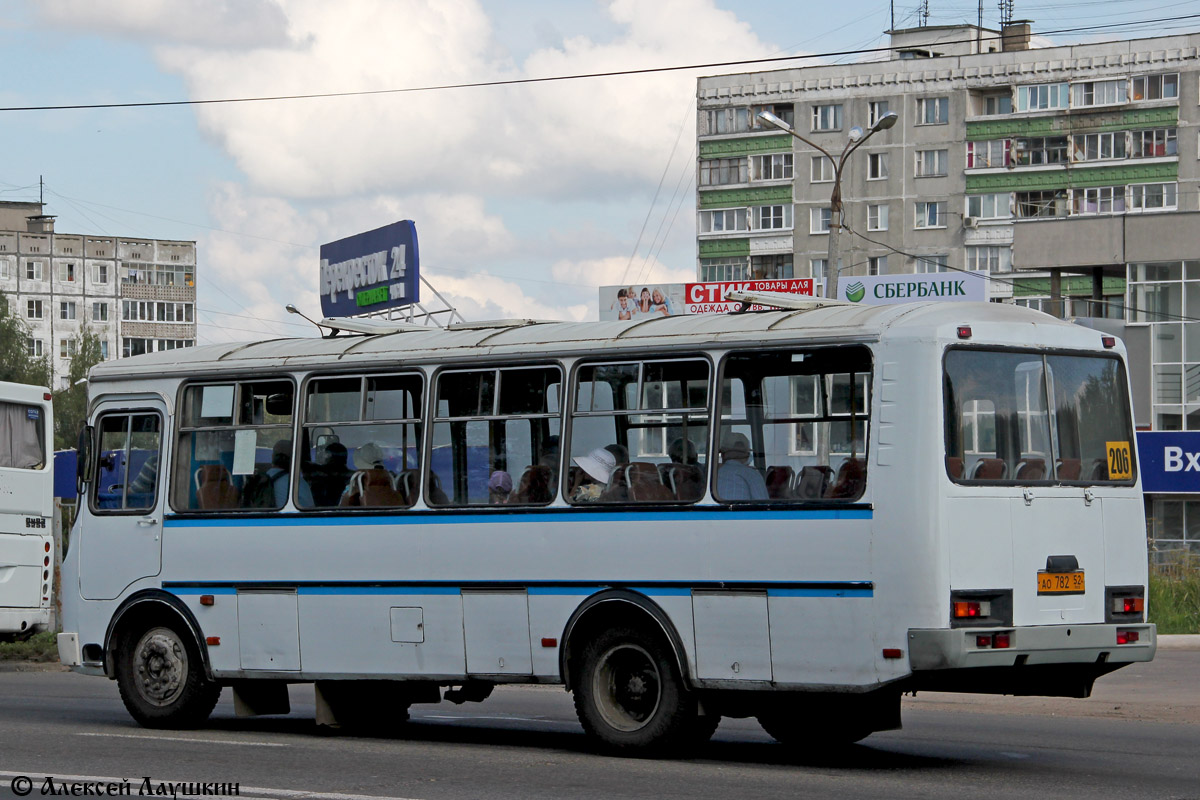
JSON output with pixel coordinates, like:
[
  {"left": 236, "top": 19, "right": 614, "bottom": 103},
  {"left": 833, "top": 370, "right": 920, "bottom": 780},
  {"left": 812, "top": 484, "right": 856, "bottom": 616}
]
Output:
[
  {"left": 572, "top": 625, "right": 701, "bottom": 755},
  {"left": 115, "top": 620, "right": 220, "bottom": 729}
]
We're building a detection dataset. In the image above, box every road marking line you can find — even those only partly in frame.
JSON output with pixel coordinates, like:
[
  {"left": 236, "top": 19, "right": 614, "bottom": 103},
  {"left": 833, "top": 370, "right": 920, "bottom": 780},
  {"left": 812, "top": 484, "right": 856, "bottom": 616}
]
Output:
[
  {"left": 75, "top": 732, "right": 287, "bottom": 747},
  {"left": 0, "top": 772, "right": 423, "bottom": 800}
]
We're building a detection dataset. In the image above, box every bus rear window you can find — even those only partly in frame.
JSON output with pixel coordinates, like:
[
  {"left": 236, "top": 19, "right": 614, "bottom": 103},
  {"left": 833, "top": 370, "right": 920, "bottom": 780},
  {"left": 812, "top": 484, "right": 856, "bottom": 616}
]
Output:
[
  {"left": 0, "top": 400, "right": 46, "bottom": 470},
  {"left": 944, "top": 349, "right": 1135, "bottom": 484}
]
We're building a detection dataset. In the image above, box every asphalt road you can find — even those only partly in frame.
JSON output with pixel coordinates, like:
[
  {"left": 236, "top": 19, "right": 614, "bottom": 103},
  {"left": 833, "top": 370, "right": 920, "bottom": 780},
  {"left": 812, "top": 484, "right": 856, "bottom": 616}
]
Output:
[{"left": 0, "top": 652, "right": 1197, "bottom": 800}]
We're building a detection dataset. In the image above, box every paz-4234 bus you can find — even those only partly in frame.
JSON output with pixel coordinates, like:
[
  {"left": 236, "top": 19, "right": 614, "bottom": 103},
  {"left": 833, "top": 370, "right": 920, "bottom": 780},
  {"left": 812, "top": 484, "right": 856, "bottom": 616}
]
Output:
[{"left": 59, "top": 299, "right": 1154, "bottom": 753}]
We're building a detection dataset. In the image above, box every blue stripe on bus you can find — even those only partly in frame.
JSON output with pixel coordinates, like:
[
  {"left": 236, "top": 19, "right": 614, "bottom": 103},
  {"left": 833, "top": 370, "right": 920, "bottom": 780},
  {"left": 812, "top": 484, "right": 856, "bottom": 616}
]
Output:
[
  {"left": 162, "top": 508, "right": 872, "bottom": 528},
  {"left": 163, "top": 581, "right": 873, "bottom": 598}
]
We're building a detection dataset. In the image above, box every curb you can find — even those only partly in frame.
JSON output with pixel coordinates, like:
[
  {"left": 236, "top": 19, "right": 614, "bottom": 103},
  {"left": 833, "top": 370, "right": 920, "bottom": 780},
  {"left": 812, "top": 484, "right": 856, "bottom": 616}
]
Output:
[
  {"left": 1157, "top": 634, "right": 1200, "bottom": 651},
  {"left": 0, "top": 661, "right": 67, "bottom": 672}
]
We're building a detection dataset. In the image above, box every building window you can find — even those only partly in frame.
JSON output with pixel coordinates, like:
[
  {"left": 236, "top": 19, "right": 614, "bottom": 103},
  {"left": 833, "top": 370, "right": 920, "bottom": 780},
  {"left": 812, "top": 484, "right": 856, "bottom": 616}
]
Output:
[
  {"left": 26, "top": 300, "right": 43, "bottom": 319},
  {"left": 1073, "top": 186, "right": 1126, "bottom": 215},
  {"left": 915, "top": 254, "right": 948, "bottom": 273},
  {"left": 1130, "top": 182, "right": 1178, "bottom": 211},
  {"left": 967, "top": 193, "right": 1011, "bottom": 219},
  {"left": 966, "top": 245, "right": 1011, "bottom": 272},
  {"left": 1015, "top": 190, "right": 1068, "bottom": 218},
  {"left": 92, "top": 302, "right": 108, "bottom": 322},
  {"left": 980, "top": 92, "right": 1012, "bottom": 115},
  {"left": 811, "top": 156, "right": 833, "bottom": 183},
  {"left": 0, "top": 260, "right": 9, "bottom": 279},
  {"left": 26, "top": 338, "right": 42, "bottom": 357},
  {"left": 93, "top": 263, "right": 109, "bottom": 284},
  {"left": 915, "top": 149, "right": 949, "bottom": 177},
  {"left": 122, "top": 301, "right": 196, "bottom": 323},
  {"left": 1071, "top": 79, "right": 1127, "bottom": 108},
  {"left": 60, "top": 301, "right": 76, "bottom": 320},
  {"left": 1132, "top": 73, "right": 1178, "bottom": 101},
  {"left": 1014, "top": 136, "right": 1069, "bottom": 165},
  {"left": 810, "top": 258, "right": 827, "bottom": 284},
  {"left": 751, "top": 254, "right": 793, "bottom": 279},
  {"left": 55, "top": 262, "right": 76, "bottom": 282},
  {"left": 915, "top": 201, "right": 946, "bottom": 229},
  {"left": 867, "top": 152, "right": 888, "bottom": 180},
  {"left": 100, "top": 341, "right": 109, "bottom": 359},
  {"left": 25, "top": 261, "right": 44, "bottom": 281},
  {"left": 699, "top": 157, "right": 748, "bottom": 186},
  {"left": 750, "top": 103, "right": 795, "bottom": 129},
  {"left": 1017, "top": 82, "right": 1069, "bottom": 112},
  {"left": 867, "top": 204, "right": 889, "bottom": 231},
  {"left": 1073, "top": 131, "right": 1127, "bottom": 162},
  {"left": 698, "top": 208, "right": 749, "bottom": 234},
  {"left": 752, "top": 205, "right": 793, "bottom": 231},
  {"left": 123, "top": 338, "right": 193, "bottom": 357},
  {"left": 60, "top": 339, "right": 77, "bottom": 359},
  {"left": 810, "top": 207, "right": 832, "bottom": 234},
  {"left": 1131, "top": 128, "right": 1176, "bottom": 158},
  {"left": 811, "top": 104, "right": 843, "bottom": 131},
  {"left": 867, "top": 100, "right": 890, "bottom": 128},
  {"left": 705, "top": 107, "right": 751, "bottom": 135},
  {"left": 966, "top": 139, "right": 1010, "bottom": 168},
  {"left": 699, "top": 257, "right": 750, "bottom": 282},
  {"left": 916, "top": 96, "right": 949, "bottom": 125},
  {"left": 752, "top": 153, "right": 793, "bottom": 181},
  {"left": 868, "top": 256, "right": 887, "bottom": 276}
]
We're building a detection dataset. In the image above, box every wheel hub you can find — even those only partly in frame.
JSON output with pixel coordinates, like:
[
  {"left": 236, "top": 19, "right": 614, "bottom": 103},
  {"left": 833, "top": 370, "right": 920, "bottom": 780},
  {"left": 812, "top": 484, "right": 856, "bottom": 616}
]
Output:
[
  {"left": 593, "top": 643, "right": 662, "bottom": 733},
  {"left": 134, "top": 628, "right": 187, "bottom": 707}
]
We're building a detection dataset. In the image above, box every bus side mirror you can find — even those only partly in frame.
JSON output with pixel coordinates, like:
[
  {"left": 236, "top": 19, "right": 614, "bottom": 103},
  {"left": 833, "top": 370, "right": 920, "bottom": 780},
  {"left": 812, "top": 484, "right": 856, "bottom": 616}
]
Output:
[{"left": 76, "top": 424, "right": 95, "bottom": 494}]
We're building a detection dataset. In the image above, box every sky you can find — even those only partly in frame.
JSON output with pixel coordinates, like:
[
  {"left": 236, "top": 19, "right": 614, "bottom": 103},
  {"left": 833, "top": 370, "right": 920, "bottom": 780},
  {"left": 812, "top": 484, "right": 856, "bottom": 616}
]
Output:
[{"left": 2, "top": 0, "right": 1198, "bottom": 345}]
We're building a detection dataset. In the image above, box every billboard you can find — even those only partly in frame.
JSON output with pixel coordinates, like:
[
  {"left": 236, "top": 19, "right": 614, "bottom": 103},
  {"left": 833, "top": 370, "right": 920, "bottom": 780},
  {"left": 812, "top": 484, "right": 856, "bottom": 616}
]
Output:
[
  {"left": 598, "top": 279, "right": 813, "bottom": 321},
  {"left": 1136, "top": 431, "right": 1200, "bottom": 493},
  {"left": 830, "top": 273, "right": 987, "bottom": 305},
  {"left": 319, "top": 220, "right": 420, "bottom": 318}
]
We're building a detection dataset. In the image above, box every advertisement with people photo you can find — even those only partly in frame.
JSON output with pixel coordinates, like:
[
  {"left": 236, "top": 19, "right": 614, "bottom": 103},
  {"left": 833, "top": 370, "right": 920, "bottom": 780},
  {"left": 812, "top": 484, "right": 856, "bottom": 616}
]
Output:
[{"left": 598, "top": 279, "right": 813, "bottom": 320}]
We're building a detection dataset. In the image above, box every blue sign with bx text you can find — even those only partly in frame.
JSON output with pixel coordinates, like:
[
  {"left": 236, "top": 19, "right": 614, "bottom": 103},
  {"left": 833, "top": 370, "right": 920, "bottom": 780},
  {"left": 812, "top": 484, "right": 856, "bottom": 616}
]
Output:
[
  {"left": 319, "top": 220, "right": 420, "bottom": 318},
  {"left": 1136, "top": 431, "right": 1200, "bottom": 493}
]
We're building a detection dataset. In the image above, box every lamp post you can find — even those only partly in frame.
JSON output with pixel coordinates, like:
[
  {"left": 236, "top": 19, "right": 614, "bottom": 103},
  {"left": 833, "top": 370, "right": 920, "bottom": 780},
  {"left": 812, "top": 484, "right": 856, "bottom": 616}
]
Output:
[{"left": 756, "top": 109, "right": 898, "bottom": 300}]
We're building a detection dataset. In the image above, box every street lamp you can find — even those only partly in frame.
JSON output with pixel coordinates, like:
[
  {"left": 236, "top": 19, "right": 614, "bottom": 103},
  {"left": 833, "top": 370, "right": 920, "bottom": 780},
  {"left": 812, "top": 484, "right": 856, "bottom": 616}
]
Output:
[{"left": 756, "top": 109, "right": 898, "bottom": 299}]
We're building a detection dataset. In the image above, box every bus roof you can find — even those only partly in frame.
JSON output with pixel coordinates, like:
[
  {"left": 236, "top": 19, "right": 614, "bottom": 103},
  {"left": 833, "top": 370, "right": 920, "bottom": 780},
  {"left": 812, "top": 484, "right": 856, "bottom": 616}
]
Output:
[{"left": 90, "top": 301, "right": 1102, "bottom": 383}]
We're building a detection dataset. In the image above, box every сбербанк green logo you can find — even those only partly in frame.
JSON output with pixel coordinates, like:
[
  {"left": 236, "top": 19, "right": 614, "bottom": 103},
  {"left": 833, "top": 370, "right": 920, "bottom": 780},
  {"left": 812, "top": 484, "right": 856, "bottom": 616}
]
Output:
[{"left": 845, "top": 281, "right": 866, "bottom": 302}]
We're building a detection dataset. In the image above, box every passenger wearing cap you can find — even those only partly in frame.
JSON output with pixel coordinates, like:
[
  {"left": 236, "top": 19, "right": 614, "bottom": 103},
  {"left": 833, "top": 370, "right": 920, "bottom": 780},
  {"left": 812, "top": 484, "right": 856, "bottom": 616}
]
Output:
[
  {"left": 716, "top": 432, "right": 768, "bottom": 501},
  {"left": 488, "top": 470, "right": 513, "bottom": 504},
  {"left": 570, "top": 446, "right": 618, "bottom": 502}
]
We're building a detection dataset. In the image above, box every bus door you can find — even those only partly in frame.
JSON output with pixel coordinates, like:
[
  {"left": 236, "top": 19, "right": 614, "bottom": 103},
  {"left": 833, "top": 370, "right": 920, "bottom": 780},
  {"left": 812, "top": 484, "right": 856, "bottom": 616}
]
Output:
[{"left": 80, "top": 402, "right": 166, "bottom": 601}]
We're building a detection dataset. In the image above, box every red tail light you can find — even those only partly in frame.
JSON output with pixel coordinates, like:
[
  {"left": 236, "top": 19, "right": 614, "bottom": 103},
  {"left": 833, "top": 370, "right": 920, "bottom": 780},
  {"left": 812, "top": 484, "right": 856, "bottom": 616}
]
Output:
[
  {"left": 1120, "top": 597, "right": 1144, "bottom": 614},
  {"left": 954, "top": 600, "right": 990, "bottom": 618},
  {"left": 1102, "top": 336, "right": 1116, "bottom": 349},
  {"left": 957, "top": 326, "right": 972, "bottom": 339},
  {"left": 992, "top": 633, "right": 1011, "bottom": 649},
  {"left": 1116, "top": 630, "right": 1140, "bottom": 645}
]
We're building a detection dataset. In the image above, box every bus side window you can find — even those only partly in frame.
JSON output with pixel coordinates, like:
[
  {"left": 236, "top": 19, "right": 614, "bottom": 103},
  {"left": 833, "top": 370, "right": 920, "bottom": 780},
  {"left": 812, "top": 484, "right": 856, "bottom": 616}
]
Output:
[
  {"left": 300, "top": 373, "right": 423, "bottom": 510},
  {"left": 172, "top": 381, "right": 294, "bottom": 511},
  {"left": 428, "top": 366, "right": 562, "bottom": 507},
  {"left": 93, "top": 412, "right": 161, "bottom": 512},
  {"left": 716, "top": 348, "right": 871, "bottom": 503},
  {"left": 567, "top": 358, "right": 710, "bottom": 505}
]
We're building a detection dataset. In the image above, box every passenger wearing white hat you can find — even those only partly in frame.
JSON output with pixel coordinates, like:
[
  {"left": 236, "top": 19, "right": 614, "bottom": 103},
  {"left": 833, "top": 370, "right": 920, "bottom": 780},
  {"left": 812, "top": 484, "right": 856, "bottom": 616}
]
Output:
[
  {"left": 716, "top": 432, "right": 768, "bottom": 501},
  {"left": 570, "top": 446, "right": 618, "bottom": 502}
]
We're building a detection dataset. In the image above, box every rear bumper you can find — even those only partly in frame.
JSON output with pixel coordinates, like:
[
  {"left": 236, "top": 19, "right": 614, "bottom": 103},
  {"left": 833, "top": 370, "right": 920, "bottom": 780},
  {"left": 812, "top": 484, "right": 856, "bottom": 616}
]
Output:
[
  {"left": 0, "top": 607, "right": 51, "bottom": 635},
  {"left": 909, "top": 623, "right": 1156, "bottom": 670}
]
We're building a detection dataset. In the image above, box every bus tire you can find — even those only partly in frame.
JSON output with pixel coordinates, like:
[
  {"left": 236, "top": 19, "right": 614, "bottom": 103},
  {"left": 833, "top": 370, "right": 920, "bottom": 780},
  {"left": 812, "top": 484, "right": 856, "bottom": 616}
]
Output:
[
  {"left": 572, "top": 625, "right": 699, "bottom": 755},
  {"left": 115, "top": 619, "right": 220, "bottom": 729}
]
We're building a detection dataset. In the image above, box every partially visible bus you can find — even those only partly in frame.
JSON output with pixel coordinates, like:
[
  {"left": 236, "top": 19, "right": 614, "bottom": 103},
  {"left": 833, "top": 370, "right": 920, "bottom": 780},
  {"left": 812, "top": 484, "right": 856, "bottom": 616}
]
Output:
[
  {"left": 59, "top": 302, "right": 1155, "bottom": 752},
  {"left": 0, "top": 381, "right": 54, "bottom": 638}
]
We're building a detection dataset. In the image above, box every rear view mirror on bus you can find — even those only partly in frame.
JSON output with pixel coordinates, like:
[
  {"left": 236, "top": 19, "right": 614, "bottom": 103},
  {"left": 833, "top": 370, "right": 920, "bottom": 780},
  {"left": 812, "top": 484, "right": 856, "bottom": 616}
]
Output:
[{"left": 76, "top": 424, "right": 95, "bottom": 493}]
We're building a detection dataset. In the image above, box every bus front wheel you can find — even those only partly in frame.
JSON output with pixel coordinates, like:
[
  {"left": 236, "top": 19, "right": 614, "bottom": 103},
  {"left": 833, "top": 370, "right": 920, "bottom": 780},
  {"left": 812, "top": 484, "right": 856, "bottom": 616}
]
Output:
[
  {"left": 572, "top": 625, "right": 701, "bottom": 754},
  {"left": 115, "top": 620, "right": 220, "bottom": 729}
]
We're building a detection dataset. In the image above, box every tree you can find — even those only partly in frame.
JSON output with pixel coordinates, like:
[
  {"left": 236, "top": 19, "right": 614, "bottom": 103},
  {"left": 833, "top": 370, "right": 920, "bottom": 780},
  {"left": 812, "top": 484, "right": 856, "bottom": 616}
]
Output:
[
  {"left": 0, "top": 290, "right": 51, "bottom": 387},
  {"left": 53, "top": 325, "right": 105, "bottom": 449}
]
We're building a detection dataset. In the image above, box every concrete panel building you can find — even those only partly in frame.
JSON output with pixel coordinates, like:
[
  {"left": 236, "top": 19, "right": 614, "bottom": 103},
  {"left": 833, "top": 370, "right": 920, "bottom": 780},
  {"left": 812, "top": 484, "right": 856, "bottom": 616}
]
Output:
[{"left": 0, "top": 201, "right": 196, "bottom": 389}]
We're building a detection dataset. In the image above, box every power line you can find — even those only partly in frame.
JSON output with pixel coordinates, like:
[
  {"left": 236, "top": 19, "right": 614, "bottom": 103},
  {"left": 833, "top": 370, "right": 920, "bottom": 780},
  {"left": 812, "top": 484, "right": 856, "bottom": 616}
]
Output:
[{"left": 2, "top": 15, "right": 1199, "bottom": 114}]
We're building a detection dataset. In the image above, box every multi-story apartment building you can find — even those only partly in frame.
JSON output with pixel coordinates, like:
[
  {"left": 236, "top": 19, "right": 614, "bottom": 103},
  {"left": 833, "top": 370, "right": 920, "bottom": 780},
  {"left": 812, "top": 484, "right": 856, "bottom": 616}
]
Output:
[
  {"left": 695, "top": 24, "right": 1197, "bottom": 316},
  {"left": 0, "top": 201, "right": 197, "bottom": 389},
  {"left": 696, "top": 27, "right": 1200, "bottom": 557}
]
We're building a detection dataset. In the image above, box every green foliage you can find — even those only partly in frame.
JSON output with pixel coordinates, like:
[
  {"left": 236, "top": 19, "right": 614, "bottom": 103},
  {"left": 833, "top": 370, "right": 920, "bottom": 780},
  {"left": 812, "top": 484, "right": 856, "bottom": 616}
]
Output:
[
  {"left": 0, "top": 290, "right": 50, "bottom": 388},
  {"left": 0, "top": 631, "right": 59, "bottom": 662},
  {"left": 1148, "top": 557, "right": 1200, "bottom": 634},
  {"left": 53, "top": 325, "right": 104, "bottom": 449}
]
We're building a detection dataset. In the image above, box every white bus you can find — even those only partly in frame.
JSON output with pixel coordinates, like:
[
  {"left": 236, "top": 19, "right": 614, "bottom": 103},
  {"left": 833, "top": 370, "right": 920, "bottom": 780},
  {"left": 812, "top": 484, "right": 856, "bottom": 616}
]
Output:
[
  {"left": 59, "top": 301, "right": 1155, "bottom": 752},
  {"left": 0, "top": 381, "right": 55, "bottom": 638}
]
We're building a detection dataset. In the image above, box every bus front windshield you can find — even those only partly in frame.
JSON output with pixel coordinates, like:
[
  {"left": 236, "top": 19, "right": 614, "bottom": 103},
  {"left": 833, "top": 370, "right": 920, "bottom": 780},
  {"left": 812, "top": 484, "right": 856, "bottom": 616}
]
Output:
[{"left": 944, "top": 349, "right": 1135, "bottom": 484}]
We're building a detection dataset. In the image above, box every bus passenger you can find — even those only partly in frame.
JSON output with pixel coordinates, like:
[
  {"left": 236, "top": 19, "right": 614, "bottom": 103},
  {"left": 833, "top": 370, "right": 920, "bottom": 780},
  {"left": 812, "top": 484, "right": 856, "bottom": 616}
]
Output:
[
  {"left": 571, "top": 447, "right": 617, "bottom": 502},
  {"left": 716, "top": 433, "right": 768, "bottom": 501},
  {"left": 488, "top": 470, "right": 513, "bottom": 504}
]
